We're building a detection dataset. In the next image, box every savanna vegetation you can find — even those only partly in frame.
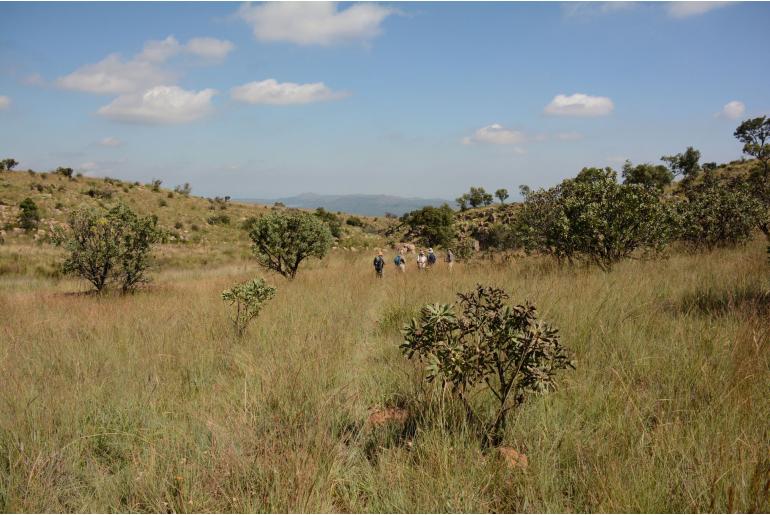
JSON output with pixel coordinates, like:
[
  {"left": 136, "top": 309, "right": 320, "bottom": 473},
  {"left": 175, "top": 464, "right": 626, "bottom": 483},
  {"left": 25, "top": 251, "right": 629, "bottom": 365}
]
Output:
[{"left": 0, "top": 117, "right": 768, "bottom": 512}]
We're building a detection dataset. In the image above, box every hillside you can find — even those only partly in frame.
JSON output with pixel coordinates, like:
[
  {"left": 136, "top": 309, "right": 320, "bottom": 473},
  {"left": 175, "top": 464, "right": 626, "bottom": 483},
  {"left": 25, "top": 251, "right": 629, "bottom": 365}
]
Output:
[
  {"left": 0, "top": 170, "right": 386, "bottom": 275},
  {"left": 239, "top": 192, "right": 450, "bottom": 217}
]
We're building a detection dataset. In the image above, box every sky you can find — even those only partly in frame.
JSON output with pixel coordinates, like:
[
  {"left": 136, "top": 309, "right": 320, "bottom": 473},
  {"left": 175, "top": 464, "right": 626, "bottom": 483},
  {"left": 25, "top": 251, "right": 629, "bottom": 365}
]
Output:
[{"left": 1, "top": 1, "right": 768, "bottom": 200}]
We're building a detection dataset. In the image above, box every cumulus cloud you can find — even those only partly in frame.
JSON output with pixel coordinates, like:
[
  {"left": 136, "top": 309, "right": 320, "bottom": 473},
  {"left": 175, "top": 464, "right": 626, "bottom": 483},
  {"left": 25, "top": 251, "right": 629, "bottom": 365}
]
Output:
[
  {"left": 717, "top": 100, "right": 745, "bottom": 120},
  {"left": 57, "top": 53, "right": 177, "bottom": 94},
  {"left": 544, "top": 93, "right": 614, "bottom": 117},
  {"left": 237, "top": 2, "right": 395, "bottom": 45},
  {"left": 231, "top": 79, "right": 348, "bottom": 105},
  {"left": 99, "top": 136, "right": 122, "bottom": 147},
  {"left": 97, "top": 85, "right": 216, "bottom": 125},
  {"left": 57, "top": 35, "right": 234, "bottom": 94},
  {"left": 667, "top": 1, "right": 730, "bottom": 18},
  {"left": 186, "top": 37, "right": 235, "bottom": 60},
  {"left": 23, "top": 73, "right": 44, "bottom": 86},
  {"left": 0, "top": 95, "right": 9, "bottom": 110},
  {"left": 462, "top": 124, "right": 528, "bottom": 146}
]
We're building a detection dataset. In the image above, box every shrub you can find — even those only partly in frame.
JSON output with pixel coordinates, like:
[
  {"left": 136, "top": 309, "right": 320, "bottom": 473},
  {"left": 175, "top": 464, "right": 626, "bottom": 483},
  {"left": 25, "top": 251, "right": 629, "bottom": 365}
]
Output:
[
  {"left": 248, "top": 211, "right": 332, "bottom": 279},
  {"left": 675, "top": 171, "right": 762, "bottom": 250},
  {"left": 18, "top": 198, "right": 40, "bottom": 231},
  {"left": 622, "top": 160, "right": 674, "bottom": 191},
  {"left": 221, "top": 278, "right": 276, "bottom": 337},
  {"left": 0, "top": 158, "right": 19, "bottom": 171},
  {"left": 401, "top": 285, "right": 573, "bottom": 446},
  {"left": 55, "top": 167, "right": 74, "bottom": 179},
  {"left": 207, "top": 214, "right": 230, "bottom": 225},
  {"left": 174, "top": 221, "right": 183, "bottom": 230},
  {"left": 346, "top": 216, "right": 365, "bottom": 227},
  {"left": 150, "top": 179, "right": 162, "bottom": 192},
  {"left": 158, "top": 199, "right": 167, "bottom": 207},
  {"left": 84, "top": 187, "right": 113, "bottom": 200},
  {"left": 55, "top": 204, "right": 159, "bottom": 293},
  {"left": 174, "top": 183, "right": 192, "bottom": 196},
  {"left": 314, "top": 207, "right": 342, "bottom": 238},
  {"left": 401, "top": 204, "right": 456, "bottom": 247},
  {"left": 515, "top": 168, "right": 676, "bottom": 270}
]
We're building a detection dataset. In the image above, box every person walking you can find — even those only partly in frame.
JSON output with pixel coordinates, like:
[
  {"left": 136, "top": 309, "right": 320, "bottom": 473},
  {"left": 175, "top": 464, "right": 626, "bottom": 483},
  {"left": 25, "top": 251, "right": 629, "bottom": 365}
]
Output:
[
  {"left": 373, "top": 251, "right": 385, "bottom": 278},
  {"left": 416, "top": 250, "right": 427, "bottom": 271},
  {"left": 445, "top": 249, "right": 454, "bottom": 270},
  {"left": 427, "top": 248, "right": 437, "bottom": 269},
  {"left": 394, "top": 253, "right": 406, "bottom": 273}
]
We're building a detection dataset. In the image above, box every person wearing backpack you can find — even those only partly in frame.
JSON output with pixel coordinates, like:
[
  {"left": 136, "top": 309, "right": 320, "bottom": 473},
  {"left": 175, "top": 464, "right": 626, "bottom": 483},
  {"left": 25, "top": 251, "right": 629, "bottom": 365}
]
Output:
[
  {"left": 373, "top": 251, "right": 385, "bottom": 278},
  {"left": 427, "top": 248, "right": 437, "bottom": 268},
  {"left": 394, "top": 253, "right": 406, "bottom": 273},
  {"left": 416, "top": 250, "right": 427, "bottom": 271},
  {"left": 445, "top": 249, "right": 455, "bottom": 270}
]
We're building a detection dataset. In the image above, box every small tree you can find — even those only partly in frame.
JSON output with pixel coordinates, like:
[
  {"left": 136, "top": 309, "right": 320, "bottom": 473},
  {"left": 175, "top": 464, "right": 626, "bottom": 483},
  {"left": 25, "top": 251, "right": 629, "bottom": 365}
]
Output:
[
  {"left": 515, "top": 169, "right": 676, "bottom": 270},
  {"left": 18, "top": 198, "right": 40, "bottom": 231},
  {"left": 401, "top": 285, "right": 573, "bottom": 447},
  {"left": 495, "top": 188, "right": 509, "bottom": 204},
  {"left": 55, "top": 167, "right": 74, "bottom": 179},
  {"left": 56, "top": 204, "right": 159, "bottom": 293},
  {"left": 622, "top": 160, "right": 674, "bottom": 191},
  {"left": 150, "top": 179, "right": 162, "bottom": 192},
  {"left": 221, "top": 278, "right": 276, "bottom": 337},
  {"left": 456, "top": 194, "right": 469, "bottom": 211},
  {"left": 1, "top": 158, "right": 18, "bottom": 171},
  {"left": 661, "top": 146, "right": 701, "bottom": 183},
  {"left": 248, "top": 211, "right": 333, "bottom": 279},
  {"left": 109, "top": 204, "right": 160, "bottom": 293},
  {"left": 174, "top": 183, "right": 192, "bottom": 196},
  {"left": 675, "top": 171, "right": 762, "bottom": 250},
  {"left": 734, "top": 117, "right": 770, "bottom": 237},
  {"left": 402, "top": 204, "right": 456, "bottom": 247},
  {"left": 314, "top": 207, "right": 342, "bottom": 238}
]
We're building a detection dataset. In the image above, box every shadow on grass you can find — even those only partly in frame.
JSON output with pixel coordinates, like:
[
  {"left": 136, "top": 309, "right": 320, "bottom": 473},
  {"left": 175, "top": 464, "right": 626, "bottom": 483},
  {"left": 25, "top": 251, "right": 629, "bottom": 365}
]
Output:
[{"left": 675, "top": 284, "right": 770, "bottom": 318}]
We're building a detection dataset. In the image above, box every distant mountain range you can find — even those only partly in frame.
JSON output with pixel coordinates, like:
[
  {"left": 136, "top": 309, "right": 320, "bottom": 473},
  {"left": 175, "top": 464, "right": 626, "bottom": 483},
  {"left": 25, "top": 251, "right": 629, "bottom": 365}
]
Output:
[{"left": 237, "top": 193, "right": 451, "bottom": 217}]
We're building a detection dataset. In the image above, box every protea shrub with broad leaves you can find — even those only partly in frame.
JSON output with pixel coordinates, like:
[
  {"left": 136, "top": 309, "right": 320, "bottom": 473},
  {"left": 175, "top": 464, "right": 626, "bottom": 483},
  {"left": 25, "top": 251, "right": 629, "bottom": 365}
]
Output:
[
  {"left": 401, "top": 284, "right": 574, "bottom": 446},
  {"left": 221, "top": 278, "right": 276, "bottom": 337}
]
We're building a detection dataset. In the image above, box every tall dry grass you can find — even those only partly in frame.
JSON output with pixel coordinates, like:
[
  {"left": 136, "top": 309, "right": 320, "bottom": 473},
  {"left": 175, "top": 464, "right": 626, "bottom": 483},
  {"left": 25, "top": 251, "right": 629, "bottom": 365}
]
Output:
[{"left": 1, "top": 241, "right": 768, "bottom": 512}]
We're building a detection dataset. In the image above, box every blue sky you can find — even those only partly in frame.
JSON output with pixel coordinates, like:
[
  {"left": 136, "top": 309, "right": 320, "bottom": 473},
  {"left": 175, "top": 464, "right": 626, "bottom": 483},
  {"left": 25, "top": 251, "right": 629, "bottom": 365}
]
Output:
[{"left": 1, "top": 1, "right": 768, "bottom": 199}]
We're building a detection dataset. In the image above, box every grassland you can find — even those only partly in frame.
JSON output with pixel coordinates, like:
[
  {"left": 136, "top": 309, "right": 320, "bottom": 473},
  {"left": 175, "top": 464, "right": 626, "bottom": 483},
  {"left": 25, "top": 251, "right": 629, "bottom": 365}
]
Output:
[{"left": 1, "top": 213, "right": 769, "bottom": 512}]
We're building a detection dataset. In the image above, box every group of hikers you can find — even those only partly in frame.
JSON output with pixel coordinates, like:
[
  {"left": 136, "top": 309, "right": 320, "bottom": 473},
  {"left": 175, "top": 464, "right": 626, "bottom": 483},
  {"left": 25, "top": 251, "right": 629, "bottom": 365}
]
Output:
[{"left": 372, "top": 246, "right": 454, "bottom": 277}]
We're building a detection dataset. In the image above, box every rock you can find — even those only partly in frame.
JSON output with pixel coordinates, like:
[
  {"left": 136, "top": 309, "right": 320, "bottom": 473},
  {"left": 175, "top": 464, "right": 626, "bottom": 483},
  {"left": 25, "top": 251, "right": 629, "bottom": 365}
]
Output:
[
  {"left": 367, "top": 407, "right": 408, "bottom": 427},
  {"left": 498, "top": 447, "right": 528, "bottom": 469}
]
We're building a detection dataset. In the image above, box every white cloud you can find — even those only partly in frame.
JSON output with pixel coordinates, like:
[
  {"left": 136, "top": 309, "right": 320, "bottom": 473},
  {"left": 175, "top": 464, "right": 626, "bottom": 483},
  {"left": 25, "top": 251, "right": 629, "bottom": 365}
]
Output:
[
  {"left": 0, "top": 95, "right": 9, "bottom": 110},
  {"left": 99, "top": 137, "right": 123, "bottom": 147},
  {"left": 544, "top": 93, "right": 614, "bottom": 117},
  {"left": 57, "top": 53, "right": 176, "bottom": 94},
  {"left": 137, "top": 36, "right": 182, "bottom": 63},
  {"left": 462, "top": 124, "right": 528, "bottom": 146},
  {"left": 667, "top": 1, "right": 730, "bottom": 18},
  {"left": 563, "top": 2, "right": 637, "bottom": 19},
  {"left": 97, "top": 85, "right": 216, "bottom": 125},
  {"left": 555, "top": 131, "right": 584, "bottom": 141},
  {"left": 186, "top": 37, "right": 235, "bottom": 60},
  {"left": 231, "top": 79, "right": 348, "bottom": 105},
  {"left": 57, "top": 35, "right": 232, "bottom": 95},
  {"left": 237, "top": 2, "right": 395, "bottom": 45},
  {"left": 717, "top": 100, "right": 745, "bottom": 120}
]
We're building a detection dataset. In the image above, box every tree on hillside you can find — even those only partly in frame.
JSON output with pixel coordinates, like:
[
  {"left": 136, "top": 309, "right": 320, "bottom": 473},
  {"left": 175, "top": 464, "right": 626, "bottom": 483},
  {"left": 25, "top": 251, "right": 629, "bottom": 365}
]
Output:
[
  {"left": 495, "top": 188, "right": 509, "bottom": 204},
  {"left": 55, "top": 166, "right": 74, "bottom": 179},
  {"left": 675, "top": 170, "right": 762, "bottom": 250},
  {"left": 55, "top": 203, "right": 159, "bottom": 293},
  {"left": 515, "top": 169, "right": 675, "bottom": 270},
  {"left": 575, "top": 166, "right": 615, "bottom": 184},
  {"left": 734, "top": 116, "right": 770, "bottom": 175},
  {"left": 1, "top": 158, "right": 18, "bottom": 171},
  {"left": 622, "top": 160, "right": 674, "bottom": 191},
  {"left": 456, "top": 194, "right": 469, "bottom": 211},
  {"left": 18, "top": 198, "right": 40, "bottom": 231},
  {"left": 174, "top": 183, "right": 192, "bottom": 196},
  {"left": 314, "top": 207, "right": 342, "bottom": 238},
  {"left": 402, "top": 204, "right": 456, "bottom": 247},
  {"left": 734, "top": 116, "right": 770, "bottom": 237},
  {"left": 248, "top": 211, "right": 333, "bottom": 279},
  {"left": 661, "top": 146, "right": 701, "bottom": 183}
]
